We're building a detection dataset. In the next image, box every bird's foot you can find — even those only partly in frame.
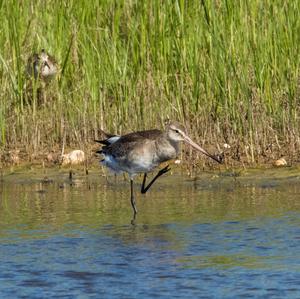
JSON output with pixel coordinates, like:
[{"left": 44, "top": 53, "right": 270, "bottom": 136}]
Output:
[
  {"left": 130, "top": 212, "right": 137, "bottom": 226},
  {"left": 158, "top": 165, "right": 171, "bottom": 176}
]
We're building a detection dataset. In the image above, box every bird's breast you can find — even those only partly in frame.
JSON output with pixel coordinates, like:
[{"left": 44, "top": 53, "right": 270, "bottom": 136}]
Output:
[
  {"left": 154, "top": 139, "right": 178, "bottom": 164},
  {"left": 126, "top": 142, "right": 158, "bottom": 173}
]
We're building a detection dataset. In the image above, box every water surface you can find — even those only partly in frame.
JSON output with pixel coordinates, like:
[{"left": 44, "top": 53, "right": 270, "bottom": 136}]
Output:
[{"left": 0, "top": 167, "right": 300, "bottom": 298}]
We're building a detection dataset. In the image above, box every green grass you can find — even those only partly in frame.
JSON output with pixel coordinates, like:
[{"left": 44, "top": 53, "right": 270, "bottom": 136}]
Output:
[{"left": 0, "top": 0, "right": 299, "bottom": 165}]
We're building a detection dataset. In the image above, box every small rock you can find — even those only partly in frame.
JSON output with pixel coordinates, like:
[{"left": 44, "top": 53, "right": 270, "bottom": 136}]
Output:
[
  {"left": 274, "top": 158, "right": 287, "bottom": 167},
  {"left": 61, "top": 150, "right": 85, "bottom": 166}
]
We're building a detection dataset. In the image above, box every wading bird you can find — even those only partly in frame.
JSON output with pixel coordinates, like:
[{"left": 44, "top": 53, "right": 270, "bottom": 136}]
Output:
[
  {"left": 96, "top": 121, "right": 222, "bottom": 223},
  {"left": 26, "top": 49, "right": 58, "bottom": 82},
  {"left": 25, "top": 49, "right": 58, "bottom": 105}
]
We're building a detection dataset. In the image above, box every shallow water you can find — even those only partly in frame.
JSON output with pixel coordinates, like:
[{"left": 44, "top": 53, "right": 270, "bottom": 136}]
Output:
[{"left": 0, "top": 167, "right": 300, "bottom": 298}]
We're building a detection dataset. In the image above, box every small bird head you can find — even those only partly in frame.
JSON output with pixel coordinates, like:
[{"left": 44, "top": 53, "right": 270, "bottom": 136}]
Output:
[
  {"left": 166, "top": 121, "right": 187, "bottom": 142},
  {"left": 39, "top": 49, "right": 57, "bottom": 80},
  {"left": 40, "top": 49, "right": 48, "bottom": 59},
  {"left": 40, "top": 49, "right": 50, "bottom": 69},
  {"left": 166, "top": 120, "right": 222, "bottom": 164}
]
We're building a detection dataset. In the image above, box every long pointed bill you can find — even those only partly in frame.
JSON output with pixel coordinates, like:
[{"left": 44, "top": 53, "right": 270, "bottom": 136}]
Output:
[{"left": 184, "top": 136, "right": 223, "bottom": 164}]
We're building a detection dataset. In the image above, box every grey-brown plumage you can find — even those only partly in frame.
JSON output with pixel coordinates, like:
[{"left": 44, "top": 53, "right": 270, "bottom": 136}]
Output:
[
  {"left": 26, "top": 49, "right": 58, "bottom": 83},
  {"left": 96, "top": 121, "right": 222, "bottom": 223},
  {"left": 25, "top": 49, "right": 58, "bottom": 106}
]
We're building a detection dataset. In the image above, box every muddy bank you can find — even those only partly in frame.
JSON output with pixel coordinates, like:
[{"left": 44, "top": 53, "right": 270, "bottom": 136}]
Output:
[
  {"left": 0, "top": 143, "right": 298, "bottom": 174},
  {"left": 1, "top": 164, "right": 300, "bottom": 191}
]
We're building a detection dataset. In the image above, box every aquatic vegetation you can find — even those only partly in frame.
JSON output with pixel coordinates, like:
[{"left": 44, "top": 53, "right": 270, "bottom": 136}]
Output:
[{"left": 0, "top": 1, "right": 299, "bottom": 167}]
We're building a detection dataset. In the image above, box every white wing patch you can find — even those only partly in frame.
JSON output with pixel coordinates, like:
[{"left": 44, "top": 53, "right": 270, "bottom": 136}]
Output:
[{"left": 106, "top": 136, "right": 121, "bottom": 144}]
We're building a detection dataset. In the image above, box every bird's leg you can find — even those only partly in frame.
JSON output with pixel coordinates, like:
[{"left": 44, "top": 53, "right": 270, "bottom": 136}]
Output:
[
  {"left": 141, "top": 165, "right": 171, "bottom": 194},
  {"left": 130, "top": 179, "right": 137, "bottom": 224}
]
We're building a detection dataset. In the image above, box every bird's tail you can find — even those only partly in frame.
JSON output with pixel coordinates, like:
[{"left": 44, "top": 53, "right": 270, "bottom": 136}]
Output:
[{"left": 95, "top": 129, "right": 120, "bottom": 146}]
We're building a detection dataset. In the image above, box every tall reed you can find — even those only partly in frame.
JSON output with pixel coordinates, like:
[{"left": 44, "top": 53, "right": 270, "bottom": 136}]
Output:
[{"left": 0, "top": 0, "right": 299, "bottom": 165}]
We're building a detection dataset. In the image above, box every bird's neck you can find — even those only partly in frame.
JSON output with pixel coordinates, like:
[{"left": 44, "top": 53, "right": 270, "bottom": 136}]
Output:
[
  {"left": 168, "top": 137, "right": 180, "bottom": 155},
  {"left": 155, "top": 133, "right": 180, "bottom": 162}
]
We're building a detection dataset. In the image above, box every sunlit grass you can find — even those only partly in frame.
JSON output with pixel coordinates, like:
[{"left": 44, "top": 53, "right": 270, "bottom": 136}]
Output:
[{"left": 0, "top": 0, "right": 299, "bottom": 165}]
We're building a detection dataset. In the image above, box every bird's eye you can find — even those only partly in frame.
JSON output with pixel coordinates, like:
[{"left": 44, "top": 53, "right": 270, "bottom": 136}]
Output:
[{"left": 175, "top": 130, "right": 179, "bottom": 133}]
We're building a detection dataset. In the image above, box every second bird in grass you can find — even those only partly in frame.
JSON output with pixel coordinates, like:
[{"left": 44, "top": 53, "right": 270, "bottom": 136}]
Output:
[
  {"left": 96, "top": 121, "right": 223, "bottom": 223},
  {"left": 25, "top": 49, "right": 58, "bottom": 106},
  {"left": 26, "top": 49, "right": 58, "bottom": 83}
]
